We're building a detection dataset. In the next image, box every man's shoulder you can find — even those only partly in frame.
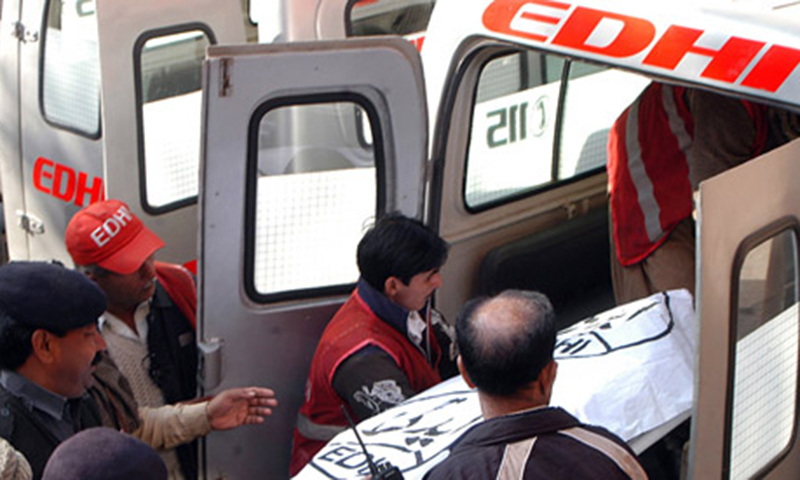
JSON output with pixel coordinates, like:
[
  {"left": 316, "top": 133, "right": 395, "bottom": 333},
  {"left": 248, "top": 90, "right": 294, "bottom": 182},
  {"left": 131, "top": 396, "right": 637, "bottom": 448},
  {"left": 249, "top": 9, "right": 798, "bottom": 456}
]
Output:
[
  {"left": 0, "top": 385, "right": 15, "bottom": 439},
  {"left": 154, "top": 261, "right": 195, "bottom": 283},
  {"left": 428, "top": 413, "right": 641, "bottom": 480},
  {"left": 563, "top": 422, "right": 636, "bottom": 456},
  {"left": 325, "top": 290, "right": 385, "bottom": 333},
  {"left": 0, "top": 386, "right": 42, "bottom": 442},
  {"left": 424, "top": 438, "right": 500, "bottom": 480}
]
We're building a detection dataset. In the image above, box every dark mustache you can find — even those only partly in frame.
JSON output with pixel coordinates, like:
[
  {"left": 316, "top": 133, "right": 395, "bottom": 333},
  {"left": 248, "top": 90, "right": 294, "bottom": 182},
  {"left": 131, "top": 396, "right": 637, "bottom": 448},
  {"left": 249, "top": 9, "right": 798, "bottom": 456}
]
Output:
[{"left": 91, "top": 352, "right": 103, "bottom": 366}]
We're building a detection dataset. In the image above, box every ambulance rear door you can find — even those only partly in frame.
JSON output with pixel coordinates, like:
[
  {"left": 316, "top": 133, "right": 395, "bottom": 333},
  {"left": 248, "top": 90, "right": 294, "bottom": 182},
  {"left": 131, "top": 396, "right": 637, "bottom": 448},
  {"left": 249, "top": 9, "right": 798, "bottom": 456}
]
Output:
[
  {"left": 95, "top": 0, "right": 246, "bottom": 265},
  {"left": 199, "top": 38, "right": 427, "bottom": 478},
  {"left": 0, "top": 0, "right": 103, "bottom": 263},
  {"left": 692, "top": 138, "right": 800, "bottom": 478}
]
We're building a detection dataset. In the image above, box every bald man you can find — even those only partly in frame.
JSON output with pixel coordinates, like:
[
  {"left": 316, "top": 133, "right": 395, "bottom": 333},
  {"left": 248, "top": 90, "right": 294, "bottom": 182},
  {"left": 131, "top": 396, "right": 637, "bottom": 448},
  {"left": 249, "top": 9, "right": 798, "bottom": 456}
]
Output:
[{"left": 425, "top": 290, "right": 646, "bottom": 480}]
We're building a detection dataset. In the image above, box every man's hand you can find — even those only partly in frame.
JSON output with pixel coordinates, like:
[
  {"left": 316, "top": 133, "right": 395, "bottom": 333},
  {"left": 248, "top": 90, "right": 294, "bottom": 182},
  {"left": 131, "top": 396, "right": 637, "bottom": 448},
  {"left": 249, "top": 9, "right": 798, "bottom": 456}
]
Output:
[{"left": 206, "top": 387, "right": 278, "bottom": 431}]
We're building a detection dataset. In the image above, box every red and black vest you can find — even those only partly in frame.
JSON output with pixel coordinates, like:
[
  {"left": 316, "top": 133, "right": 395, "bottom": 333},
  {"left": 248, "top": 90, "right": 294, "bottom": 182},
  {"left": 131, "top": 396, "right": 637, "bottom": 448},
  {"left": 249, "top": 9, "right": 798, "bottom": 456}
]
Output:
[
  {"left": 289, "top": 288, "right": 441, "bottom": 475},
  {"left": 608, "top": 83, "right": 765, "bottom": 266}
]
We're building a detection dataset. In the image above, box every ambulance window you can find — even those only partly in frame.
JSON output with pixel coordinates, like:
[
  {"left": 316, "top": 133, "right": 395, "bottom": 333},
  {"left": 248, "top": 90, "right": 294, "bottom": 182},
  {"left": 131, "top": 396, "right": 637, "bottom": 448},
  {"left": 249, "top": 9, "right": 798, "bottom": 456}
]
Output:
[
  {"left": 465, "top": 52, "right": 564, "bottom": 209},
  {"left": 728, "top": 227, "right": 799, "bottom": 478},
  {"left": 246, "top": 98, "right": 378, "bottom": 301},
  {"left": 347, "top": 0, "right": 435, "bottom": 36},
  {"left": 558, "top": 63, "right": 649, "bottom": 180},
  {"left": 135, "top": 28, "right": 213, "bottom": 213},
  {"left": 42, "top": 0, "right": 101, "bottom": 138}
]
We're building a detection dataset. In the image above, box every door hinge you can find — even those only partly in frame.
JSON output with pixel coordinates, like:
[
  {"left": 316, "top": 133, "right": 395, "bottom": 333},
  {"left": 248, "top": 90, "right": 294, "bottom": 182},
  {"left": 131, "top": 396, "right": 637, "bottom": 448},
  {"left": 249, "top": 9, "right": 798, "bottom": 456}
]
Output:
[
  {"left": 12, "top": 22, "right": 39, "bottom": 43},
  {"left": 15, "top": 211, "right": 45, "bottom": 236},
  {"left": 219, "top": 58, "right": 233, "bottom": 97}
]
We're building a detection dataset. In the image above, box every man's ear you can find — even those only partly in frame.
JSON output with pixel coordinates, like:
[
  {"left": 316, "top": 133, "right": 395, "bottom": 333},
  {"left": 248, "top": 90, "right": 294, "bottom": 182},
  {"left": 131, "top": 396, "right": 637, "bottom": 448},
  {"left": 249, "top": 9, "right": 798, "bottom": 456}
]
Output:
[
  {"left": 384, "top": 276, "right": 401, "bottom": 300},
  {"left": 30, "top": 329, "right": 56, "bottom": 364},
  {"left": 457, "top": 355, "right": 476, "bottom": 389},
  {"left": 538, "top": 360, "right": 558, "bottom": 398}
]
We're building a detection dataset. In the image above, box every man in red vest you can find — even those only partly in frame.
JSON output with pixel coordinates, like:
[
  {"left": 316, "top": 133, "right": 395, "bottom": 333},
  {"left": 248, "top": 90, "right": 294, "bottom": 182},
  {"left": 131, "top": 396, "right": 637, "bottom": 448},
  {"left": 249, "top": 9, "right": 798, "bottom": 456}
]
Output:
[
  {"left": 65, "top": 200, "right": 277, "bottom": 480},
  {"left": 290, "top": 214, "right": 457, "bottom": 475},
  {"left": 607, "top": 83, "right": 771, "bottom": 305}
]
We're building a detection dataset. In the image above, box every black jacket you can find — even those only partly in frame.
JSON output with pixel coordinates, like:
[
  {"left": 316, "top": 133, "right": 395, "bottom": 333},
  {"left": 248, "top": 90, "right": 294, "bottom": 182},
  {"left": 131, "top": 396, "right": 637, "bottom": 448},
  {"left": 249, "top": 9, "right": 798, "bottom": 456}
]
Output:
[
  {"left": 424, "top": 406, "right": 646, "bottom": 480},
  {"left": 0, "top": 385, "right": 101, "bottom": 480},
  {"left": 147, "top": 281, "right": 199, "bottom": 480}
]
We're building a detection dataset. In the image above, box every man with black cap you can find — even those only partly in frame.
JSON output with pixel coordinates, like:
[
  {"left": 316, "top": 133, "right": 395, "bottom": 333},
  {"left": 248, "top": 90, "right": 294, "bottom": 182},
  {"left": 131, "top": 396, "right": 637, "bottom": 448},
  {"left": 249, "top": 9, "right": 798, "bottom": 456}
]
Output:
[{"left": 0, "top": 262, "right": 108, "bottom": 479}]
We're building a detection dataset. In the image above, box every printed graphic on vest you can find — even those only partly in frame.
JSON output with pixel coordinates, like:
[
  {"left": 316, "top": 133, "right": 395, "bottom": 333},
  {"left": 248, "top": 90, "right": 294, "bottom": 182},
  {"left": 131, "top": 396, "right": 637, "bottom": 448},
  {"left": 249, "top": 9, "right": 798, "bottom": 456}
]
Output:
[{"left": 354, "top": 379, "right": 407, "bottom": 416}]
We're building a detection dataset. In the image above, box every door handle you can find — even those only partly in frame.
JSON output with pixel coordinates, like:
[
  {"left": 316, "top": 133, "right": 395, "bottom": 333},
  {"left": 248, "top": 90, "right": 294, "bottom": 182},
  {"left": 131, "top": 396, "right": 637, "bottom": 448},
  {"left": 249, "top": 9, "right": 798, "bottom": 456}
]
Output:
[{"left": 198, "top": 337, "right": 223, "bottom": 391}]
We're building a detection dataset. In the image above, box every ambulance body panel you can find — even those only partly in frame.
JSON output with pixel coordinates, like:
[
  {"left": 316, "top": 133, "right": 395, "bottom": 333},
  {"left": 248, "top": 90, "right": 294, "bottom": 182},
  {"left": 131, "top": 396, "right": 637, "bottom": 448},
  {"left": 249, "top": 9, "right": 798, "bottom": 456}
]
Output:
[{"left": 1, "top": 0, "right": 799, "bottom": 478}]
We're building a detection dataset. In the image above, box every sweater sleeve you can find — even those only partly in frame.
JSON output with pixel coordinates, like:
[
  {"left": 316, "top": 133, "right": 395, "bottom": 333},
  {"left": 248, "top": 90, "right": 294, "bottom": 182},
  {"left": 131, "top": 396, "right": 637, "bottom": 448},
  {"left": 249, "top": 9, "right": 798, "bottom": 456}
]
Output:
[
  {"left": 0, "top": 437, "right": 32, "bottom": 480},
  {"left": 132, "top": 402, "right": 211, "bottom": 450}
]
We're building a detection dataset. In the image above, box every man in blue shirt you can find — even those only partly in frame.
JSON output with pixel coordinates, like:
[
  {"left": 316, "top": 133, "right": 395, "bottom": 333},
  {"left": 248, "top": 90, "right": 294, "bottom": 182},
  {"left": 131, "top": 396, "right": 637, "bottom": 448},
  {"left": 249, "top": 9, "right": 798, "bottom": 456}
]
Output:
[{"left": 0, "top": 262, "right": 107, "bottom": 479}]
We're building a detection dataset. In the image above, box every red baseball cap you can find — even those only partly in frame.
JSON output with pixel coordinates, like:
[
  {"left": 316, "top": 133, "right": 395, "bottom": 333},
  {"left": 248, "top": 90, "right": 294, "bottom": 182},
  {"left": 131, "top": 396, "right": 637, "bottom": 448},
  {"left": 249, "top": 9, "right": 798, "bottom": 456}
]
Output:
[{"left": 65, "top": 200, "right": 165, "bottom": 275}]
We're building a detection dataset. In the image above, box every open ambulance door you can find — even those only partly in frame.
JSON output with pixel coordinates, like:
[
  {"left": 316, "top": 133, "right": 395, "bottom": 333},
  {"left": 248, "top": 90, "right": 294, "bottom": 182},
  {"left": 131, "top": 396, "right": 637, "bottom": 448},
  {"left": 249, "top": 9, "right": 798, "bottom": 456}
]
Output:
[
  {"left": 692, "top": 138, "right": 800, "bottom": 478},
  {"left": 95, "top": 0, "right": 245, "bottom": 265},
  {"left": 199, "top": 38, "right": 427, "bottom": 478}
]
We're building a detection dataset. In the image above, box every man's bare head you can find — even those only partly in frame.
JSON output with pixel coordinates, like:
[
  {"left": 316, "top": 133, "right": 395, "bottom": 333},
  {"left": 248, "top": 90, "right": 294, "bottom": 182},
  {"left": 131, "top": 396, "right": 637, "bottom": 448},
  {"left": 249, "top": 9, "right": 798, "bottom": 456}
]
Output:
[{"left": 456, "top": 290, "right": 556, "bottom": 397}]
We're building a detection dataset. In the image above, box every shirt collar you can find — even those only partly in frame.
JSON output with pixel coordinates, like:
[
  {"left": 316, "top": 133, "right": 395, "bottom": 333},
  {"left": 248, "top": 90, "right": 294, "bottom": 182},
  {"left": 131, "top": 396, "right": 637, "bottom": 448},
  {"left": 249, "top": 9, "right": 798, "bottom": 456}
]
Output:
[
  {"left": 99, "top": 301, "right": 151, "bottom": 342},
  {"left": 0, "top": 369, "right": 69, "bottom": 421},
  {"left": 357, "top": 278, "right": 411, "bottom": 338},
  {"left": 356, "top": 278, "right": 429, "bottom": 350}
]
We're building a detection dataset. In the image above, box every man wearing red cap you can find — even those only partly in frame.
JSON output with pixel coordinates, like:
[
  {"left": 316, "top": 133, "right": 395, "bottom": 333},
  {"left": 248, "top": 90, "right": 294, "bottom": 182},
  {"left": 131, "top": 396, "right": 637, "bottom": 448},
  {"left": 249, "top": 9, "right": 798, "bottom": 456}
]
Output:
[{"left": 66, "top": 200, "right": 207, "bottom": 479}]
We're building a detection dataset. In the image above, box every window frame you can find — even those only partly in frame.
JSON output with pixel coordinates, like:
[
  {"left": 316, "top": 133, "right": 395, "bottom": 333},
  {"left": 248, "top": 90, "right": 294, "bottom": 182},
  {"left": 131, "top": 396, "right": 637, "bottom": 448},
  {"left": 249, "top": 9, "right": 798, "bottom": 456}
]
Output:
[
  {"left": 460, "top": 48, "right": 611, "bottom": 214},
  {"left": 39, "top": 0, "right": 103, "bottom": 139},
  {"left": 243, "top": 93, "right": 386, "bottom": 304},
  {"left": 132, "top": 22, "right": 216, "bottom": 215},
  {"left": 723, "top": 215, "right": 800, "bottom": 478}
]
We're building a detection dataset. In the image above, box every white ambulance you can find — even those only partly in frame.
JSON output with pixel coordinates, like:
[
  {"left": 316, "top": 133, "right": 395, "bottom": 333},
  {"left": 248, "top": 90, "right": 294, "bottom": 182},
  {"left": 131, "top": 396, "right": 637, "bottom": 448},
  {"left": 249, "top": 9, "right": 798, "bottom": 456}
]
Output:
[
  {"left": 197, "top": 1, "right": 800, "bottom": 477},
  {"left": 2, "top": 0, "right": 800, "bottom": 478}
]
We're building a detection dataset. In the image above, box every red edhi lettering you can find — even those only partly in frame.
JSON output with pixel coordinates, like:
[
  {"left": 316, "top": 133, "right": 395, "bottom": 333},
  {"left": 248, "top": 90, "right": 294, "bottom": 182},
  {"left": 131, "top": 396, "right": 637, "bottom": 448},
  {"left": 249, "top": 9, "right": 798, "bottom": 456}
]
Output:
[
  {"left": 33, "top": 157, "right": 105, "bottom": 207},
  {"left": 551, "top": 7, "right": 655, "bottom": 58},
  {"left": 481, "top": 0, "right": 800, "bottom": 93},
  {"left": 483, "top": 0, "right": 654, "bottom": 56},
  {"left": 742, "top": 45, "right": 800, "bottom": 93},
  {"left": 483, "top": 0, "right": 571, "bottom": 43},
  {"left": 643, "top": 26, "right": 764, "bottom": 83}
]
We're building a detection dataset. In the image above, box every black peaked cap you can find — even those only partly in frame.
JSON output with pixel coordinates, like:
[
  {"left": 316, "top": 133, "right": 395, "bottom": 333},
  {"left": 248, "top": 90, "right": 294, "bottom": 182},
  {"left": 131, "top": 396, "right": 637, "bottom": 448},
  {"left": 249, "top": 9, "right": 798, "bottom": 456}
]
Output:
[{"left": 0, "top": 261, "right": 107, "bottom": 331}]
